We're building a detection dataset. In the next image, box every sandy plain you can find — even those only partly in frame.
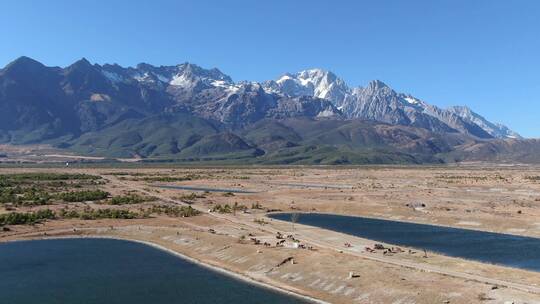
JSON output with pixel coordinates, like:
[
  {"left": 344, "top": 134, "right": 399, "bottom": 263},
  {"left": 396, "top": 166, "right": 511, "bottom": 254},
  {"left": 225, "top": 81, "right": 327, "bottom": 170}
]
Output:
[{"left": 2, "top": 165, "right": 540, "bottom": 304}]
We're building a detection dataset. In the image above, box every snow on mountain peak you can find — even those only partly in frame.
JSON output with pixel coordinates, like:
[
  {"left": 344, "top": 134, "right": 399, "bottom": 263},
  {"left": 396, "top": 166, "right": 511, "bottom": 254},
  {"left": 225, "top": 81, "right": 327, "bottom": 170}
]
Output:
[
  {"left": 170, "top": 73, "right": 193, "bottom": 87},
  {"left": 267, "top": 68, "right": 349, "bottom": 103},
  {"left": 96, "top": 60, "right": 520, "bottom": 140},
  {"left": 276, "top": 73, "right": 293, "bottom": 84},
  {"left": 102, "top": 70, "right": 124, "bottom": 83},
  {"left": 401, "top": 95, "right": 426, "bottom": 107},
  {"left": 100, "top": 62, "right": 237, "bottom": 92}
]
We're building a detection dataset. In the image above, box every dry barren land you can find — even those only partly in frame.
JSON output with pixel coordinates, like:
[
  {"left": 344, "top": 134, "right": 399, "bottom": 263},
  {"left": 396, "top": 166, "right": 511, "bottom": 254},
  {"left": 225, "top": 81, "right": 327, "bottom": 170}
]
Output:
[{"left": 2, "top": 165, "right": 540, "bottom": 304}]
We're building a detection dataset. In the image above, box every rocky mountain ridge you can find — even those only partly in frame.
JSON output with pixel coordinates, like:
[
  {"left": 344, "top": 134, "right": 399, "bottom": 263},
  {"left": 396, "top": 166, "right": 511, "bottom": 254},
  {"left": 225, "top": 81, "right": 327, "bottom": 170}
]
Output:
[
  {"left": 262, "top": 69, "right": 520, "bottom": 139},
  {"left": 0, "top": 56, "right": 534, "bottom": 164}
]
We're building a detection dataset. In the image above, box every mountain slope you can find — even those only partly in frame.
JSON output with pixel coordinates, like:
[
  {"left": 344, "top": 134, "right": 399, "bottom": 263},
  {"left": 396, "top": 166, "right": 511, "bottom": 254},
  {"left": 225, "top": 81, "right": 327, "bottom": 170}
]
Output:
[
  {"left": 70, "top": 112, "right": 223, "bottom": 158},
  {"left": 0, "top": 56, "right": 534, "bottom": 164},
  {"left": 263, "top": 69, "right": 349, "bottom": 103},
  {"left": 447, "top": 106, "right": 522, "bottom": 139},
  {"left": 263, "top": 70, "right": 519, "bottom": 139}
]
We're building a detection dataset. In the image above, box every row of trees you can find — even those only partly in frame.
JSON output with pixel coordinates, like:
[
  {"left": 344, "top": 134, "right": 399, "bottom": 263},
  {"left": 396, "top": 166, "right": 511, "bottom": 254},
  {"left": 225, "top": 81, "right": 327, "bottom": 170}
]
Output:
[
  {"left": 0, "top": 189, "right": 111, "bottom": 206},
  {"left": 108, "top": 194, "right": 156, "bottom": 205},
  {"left": 0, "top": 173, "right": 101, "bottom": 186},
  {"left": 0, "top": 187, "right": 52, "bottom": 206},
  {"left": 0, "top": 207, "right": 145, "bottom": 226},
  {"left": 0, "top": 209, "right": 56, "bottom": 226},
  {"left": 148, "top": 205, "right": 200, "bottom": 217},
  {"left": 211, "top": 203, "right": 249, "bottom": 214},
  {"left": 0, "top": 203, "right": 208, "bottom": 227},
  {"left": 58, "top": 208, "right": 140, "bottom": 220},
  {"left": 133, "top": 174, "right": 201, "bottom": 182},
  {"left": 0, "top": 188, "right": 164, "bottom": 206}
]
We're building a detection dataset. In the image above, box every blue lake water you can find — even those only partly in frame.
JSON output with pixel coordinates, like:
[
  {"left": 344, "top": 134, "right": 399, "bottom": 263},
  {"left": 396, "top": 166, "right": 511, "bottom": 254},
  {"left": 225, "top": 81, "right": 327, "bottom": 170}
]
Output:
[
  {"left": 269, "top": 213, "right": 540, "bottom": 272},
  {"left": 0, "top": 238, "right": 308, "bottom": 304}
]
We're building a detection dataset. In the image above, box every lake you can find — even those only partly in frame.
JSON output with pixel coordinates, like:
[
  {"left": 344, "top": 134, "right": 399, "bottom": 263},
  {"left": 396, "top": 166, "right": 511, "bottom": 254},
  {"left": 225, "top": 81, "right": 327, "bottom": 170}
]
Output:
[
  {"left": 269, "top": 213, "right": 540, "bottom": 272},
  {"left": 0, "top": 238, "right": 308, "bottom": 304}
]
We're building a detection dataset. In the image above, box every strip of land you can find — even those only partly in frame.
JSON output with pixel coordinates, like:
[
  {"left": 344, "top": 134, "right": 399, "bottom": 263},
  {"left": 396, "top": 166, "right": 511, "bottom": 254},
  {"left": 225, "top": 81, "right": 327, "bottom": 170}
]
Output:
[{"left": 3, "top": 166, "right": 540, "bottom": 303}]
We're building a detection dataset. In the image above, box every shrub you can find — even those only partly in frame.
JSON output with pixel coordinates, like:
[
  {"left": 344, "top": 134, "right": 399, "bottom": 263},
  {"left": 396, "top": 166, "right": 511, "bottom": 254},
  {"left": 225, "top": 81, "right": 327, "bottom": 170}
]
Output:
[
  {"left": 56, "top": 190, "right": 109, "bottom": 202},
  {"left": 211, "top": 204, "right": 232, "bottom": 213},
  {"left": 251, "top": 202, "right": 263, "bottom": 209},
  {"left": 108, "top": 194, "right": 156, "bottom": 205},
  {"left": 0, "top": 209, "right": 56, "bottom": 226},
  {"left": 148, "top": 205, "right": 201, "bottom": 217},
  {"left": 59, "top": 208, "right": 140, "bottom": 220},
  {"left": 0, "top": 173, "right": 100, "bottom": 183}
]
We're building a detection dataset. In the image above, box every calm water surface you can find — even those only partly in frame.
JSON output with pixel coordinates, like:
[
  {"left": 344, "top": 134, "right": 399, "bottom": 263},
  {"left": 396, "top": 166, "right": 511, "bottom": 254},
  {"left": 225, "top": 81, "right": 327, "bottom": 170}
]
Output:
[
  {"left": 270, "top": 213, "right": 540, "bottom": 272},
  {"left": 0, "top": 238, "right": 307, "bottom": 304}
]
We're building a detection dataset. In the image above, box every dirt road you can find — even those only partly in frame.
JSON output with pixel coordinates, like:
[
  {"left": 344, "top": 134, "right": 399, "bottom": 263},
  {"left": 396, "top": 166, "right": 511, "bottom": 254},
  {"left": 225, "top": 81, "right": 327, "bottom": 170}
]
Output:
[{"left": 111, "top": 175, "right": 540, "bottom": 296}]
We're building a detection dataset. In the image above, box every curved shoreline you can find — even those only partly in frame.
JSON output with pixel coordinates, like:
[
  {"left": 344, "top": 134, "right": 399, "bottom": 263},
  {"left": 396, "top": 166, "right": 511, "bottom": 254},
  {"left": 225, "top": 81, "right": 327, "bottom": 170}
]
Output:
[
  {"left": 1, "top": 235, "right": 329, "bottom": 304},
  {"left": 264, "top": 213, "right": 540, "bottom": 295},
  {"left": 266, "top": 212, "right": 540, "bottom": 272},
  {"left": 266, "top": 210, "right": 538, "bottom": 238}
]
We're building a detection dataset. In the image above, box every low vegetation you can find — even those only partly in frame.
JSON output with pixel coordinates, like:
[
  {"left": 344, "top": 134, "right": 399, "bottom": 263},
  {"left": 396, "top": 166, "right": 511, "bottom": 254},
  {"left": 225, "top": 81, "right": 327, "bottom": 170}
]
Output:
[
  {"left": 0, "top": 187, "right": 50, "bottom": 206},
  {"left": 102, "top": 172, "right": 148, "bottom": 177},
  {"left": 211, "top": 204, "right": 232, "bottom": 213},
  {"left": 211, "top": 202, "right": 247, "bottom": 214},
  {"left": 251, "top": 202, "right": 263, "bottom": 209},
  {"left": 0, "top": 189, "right": 110, "bottom": 206},
  {"left": 176, "top": 192, "right": 206, "bottom": 201},
  {"left": 436, "top": 174, "right": 507, "bottom": 183},
  {"left": 0, "top": 170, "right": 207, "bottom": 227},
  {"left": 141, "top": 175, "right": 200, "bottom": 182},
  {"left": 122, "top": 174, "right": 202, "bottom": 182},
  {"left": 0, "top": 203, "right": 203, "bottom": 227},
  {"left": 253, "top": 218, "right": 268, "bottom": 225},
  {"left": 0, "top": 173, "right": 108, "bottom": 206},
  {"left": 147, "top": 205, "right": 200, "bottom": 217},
  {"left": 58, "top": 208, "right": 141, "bottom": 220},
  {"left": 56, "top": 190, "right": 109, "bottom": 202},
  {"left": 107, "top": 194, "right": 156, "bottom": 205},
  {"left": 0, "top": 173, "right": 100, "bottom": 185},
  {"left": 0, "top": 209, "right": 56, "bottom": 226},
  {"left": 233, "top": 202, "right": 248, "bottom": 212}
]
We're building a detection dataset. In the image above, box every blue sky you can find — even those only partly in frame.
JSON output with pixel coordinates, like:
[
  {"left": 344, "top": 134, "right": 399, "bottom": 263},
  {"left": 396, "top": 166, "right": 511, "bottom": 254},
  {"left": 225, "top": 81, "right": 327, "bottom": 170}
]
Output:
[{"left": 1, "top": 0, "right": 539, "bottom": 137}]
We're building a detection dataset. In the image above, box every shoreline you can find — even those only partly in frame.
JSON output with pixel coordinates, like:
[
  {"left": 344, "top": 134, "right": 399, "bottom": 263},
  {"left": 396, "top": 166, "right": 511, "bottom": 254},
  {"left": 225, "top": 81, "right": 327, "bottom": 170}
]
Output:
[
  {"left": 1, "top": 234, "right": 329, "bottom": 304},
  {"left": 3, "top": 166, "right": 540, "bottom": 303},
  {"left": 266, "top": 210, "right": 540, "bottom": 238}
]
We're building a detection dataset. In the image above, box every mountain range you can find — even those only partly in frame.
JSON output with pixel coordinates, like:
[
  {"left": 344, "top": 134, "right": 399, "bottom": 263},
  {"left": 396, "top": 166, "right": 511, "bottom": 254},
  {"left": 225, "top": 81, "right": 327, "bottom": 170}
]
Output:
[{"left": 0, "top": 56, "right": 537, "bottom": 164}]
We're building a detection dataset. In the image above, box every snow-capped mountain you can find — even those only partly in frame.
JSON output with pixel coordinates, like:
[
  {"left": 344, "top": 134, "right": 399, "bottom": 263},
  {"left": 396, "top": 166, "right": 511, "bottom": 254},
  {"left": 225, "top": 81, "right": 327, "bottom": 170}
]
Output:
[
  {"left": 101, "top": 62, "right": 238, "bottom": 92},
  {"left": 0, "top": 56, "right": 520, "bottom": 147},
  {"left": 262, "top": 69, "right": 520, "bottom": 139},
  {"left": 0, "top": 56, "right": 535, "bottom": 164},
  {"left": 99, "top": 61, "right": 342, "bottom": 127},
  {"left": 98, "top": 63, "right": 522, "bottom": 139},
  {"left": 447, "top": 106, "right": 522, "bottom": 139},
  {"left": 98, "top": 60, "right": 521, "bottom": 139},
  {"left": 263, "top": 69, "right": 349, "bottom": 103}
]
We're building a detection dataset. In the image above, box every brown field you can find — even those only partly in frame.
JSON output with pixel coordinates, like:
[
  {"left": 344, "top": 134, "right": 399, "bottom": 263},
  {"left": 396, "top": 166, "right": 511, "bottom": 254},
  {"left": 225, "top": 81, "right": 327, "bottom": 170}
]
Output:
[{"left": 2, "top": 165, "right": 540, "bottom": 304}]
